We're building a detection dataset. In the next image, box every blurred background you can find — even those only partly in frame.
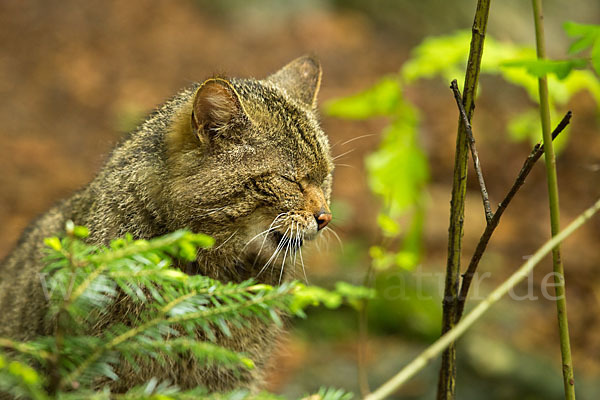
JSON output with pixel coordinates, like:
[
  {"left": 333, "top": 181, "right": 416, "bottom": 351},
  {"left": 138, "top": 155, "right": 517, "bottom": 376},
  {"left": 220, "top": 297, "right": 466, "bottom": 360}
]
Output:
[{"left": 1, "top": 0, "right": 599, "bottom": 398}]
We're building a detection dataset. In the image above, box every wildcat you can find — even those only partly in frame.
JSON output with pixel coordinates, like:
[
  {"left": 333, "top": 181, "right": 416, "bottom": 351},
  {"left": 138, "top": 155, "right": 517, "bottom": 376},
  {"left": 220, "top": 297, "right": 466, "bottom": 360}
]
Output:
[{"left": 0, "top": 55, "right": 333, "bottom": 392}]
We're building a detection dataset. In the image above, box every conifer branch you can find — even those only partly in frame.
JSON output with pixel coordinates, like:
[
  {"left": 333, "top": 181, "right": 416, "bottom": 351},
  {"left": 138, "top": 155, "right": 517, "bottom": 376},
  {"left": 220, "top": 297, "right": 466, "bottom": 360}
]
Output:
[
  {"left": 2, "top": 226, "right": 371, "bottom": 398},
  {"left": 0, "top": 339, "right": 52, "bottom": 361},
  {"left": 59, "top": 287, "right": 293, "bottom": 390}
]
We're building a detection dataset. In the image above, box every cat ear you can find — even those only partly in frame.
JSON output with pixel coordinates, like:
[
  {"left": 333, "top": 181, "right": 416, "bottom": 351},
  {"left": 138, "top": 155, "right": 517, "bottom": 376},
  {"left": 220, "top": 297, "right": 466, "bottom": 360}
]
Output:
[
  {"left": 191, "top": 78, "right": 247, "bottom": 136},
  {"left": 266, "top": 55, "right": 322, "bottom": 109}
]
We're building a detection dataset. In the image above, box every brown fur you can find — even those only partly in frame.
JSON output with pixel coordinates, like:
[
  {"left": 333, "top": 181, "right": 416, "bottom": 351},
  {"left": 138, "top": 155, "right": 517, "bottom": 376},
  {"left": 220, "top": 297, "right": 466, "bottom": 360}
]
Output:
[{"left": 0, "top": 55, "right": 333, "bottom": 393}]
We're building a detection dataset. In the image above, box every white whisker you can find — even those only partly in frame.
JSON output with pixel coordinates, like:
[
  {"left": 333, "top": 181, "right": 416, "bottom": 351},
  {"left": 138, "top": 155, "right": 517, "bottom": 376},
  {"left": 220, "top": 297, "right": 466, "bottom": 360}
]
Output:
[
  {"left": 242, "top": 224, "right": 282, "bottom": 252},
  {"left": 214, "top": 229, "right": 239, "bottom": 250},
  {"left": 257, "top": 225, "right": 291, "bottom": 278},
  {"left": 332, "top": 148, "right": 355, "bottom": 161},
  {"left": 341, "top": 133, "right": 374, "bottom": 146},
  {"left": 324, "top": 226, "right": 343, "bottom": 251},
  {"left": 299, "top": 229, "right": 309, "bottom": 284},
  {"left": 198, "top": 205, "right": 227, "bottom": 217},
  {"left": 334, "top": 163, "right": 355, "bottom": 169},
  {"left": 279, "top": 222, "right": 293, "bottom": 285},
  {"left": 292, "top": 223, "right": 299, "bottom": 270},
  {"left": 314, "top": 235, "right": 322, "bottom": 253},
  {"left": 251, "top": 212, "right": 288, "bottom": 267}
]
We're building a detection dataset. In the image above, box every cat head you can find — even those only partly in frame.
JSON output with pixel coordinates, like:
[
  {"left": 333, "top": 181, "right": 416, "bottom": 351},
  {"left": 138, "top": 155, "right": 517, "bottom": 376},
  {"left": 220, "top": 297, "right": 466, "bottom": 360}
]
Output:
[{"left": 165, "top": 55, "right": 334, "bottom": 283}]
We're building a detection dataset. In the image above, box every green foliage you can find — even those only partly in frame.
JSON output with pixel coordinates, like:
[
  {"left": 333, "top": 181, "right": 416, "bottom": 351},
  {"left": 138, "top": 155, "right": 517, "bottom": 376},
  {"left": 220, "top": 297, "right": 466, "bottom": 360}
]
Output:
[
  {"left": 564, "top": 21, "right": 600, "bottom": 75},
  {"left": 325, "top": 23, "right": 600, "bottom": 277},
  {"left": 325, "top": 78, "right": 403, "bottom": 119},
  {"left": 0, "top": 223, "right": 371, "bottom": 399},
  {"left": 367, "top": 269, "right": 442, "bottom": 340},
  {"left": 501, "top": 58, "right": 588, "bottom": 80},
  {"left": 0, "top": 353, "right": 49, "bottom": 400},
  {"left": 402, "top": 28, "right": 600, "bottom": 149},
  {"left": 326, "top": 78, "right": 428, "bottom": 271}
]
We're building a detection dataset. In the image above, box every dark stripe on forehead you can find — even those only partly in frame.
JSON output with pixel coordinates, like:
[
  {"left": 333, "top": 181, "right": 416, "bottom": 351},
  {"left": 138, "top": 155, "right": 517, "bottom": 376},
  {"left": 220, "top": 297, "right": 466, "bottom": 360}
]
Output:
[
  {"left": 233, "top": 79, "right": 328, "bottom": 175},
  {"left": 282, "top": 101, "right": 325, "bottom": 165}
]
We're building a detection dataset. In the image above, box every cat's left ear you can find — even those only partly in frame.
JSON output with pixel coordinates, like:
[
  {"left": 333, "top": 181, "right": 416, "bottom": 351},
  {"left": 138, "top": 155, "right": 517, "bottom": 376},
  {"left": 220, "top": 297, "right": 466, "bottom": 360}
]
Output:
[
  {"left": 191, "top": 78, "right": 248, "bottom": 137},
  {"left": 266, "top": 55, "right": 322, "bottom": 110}
]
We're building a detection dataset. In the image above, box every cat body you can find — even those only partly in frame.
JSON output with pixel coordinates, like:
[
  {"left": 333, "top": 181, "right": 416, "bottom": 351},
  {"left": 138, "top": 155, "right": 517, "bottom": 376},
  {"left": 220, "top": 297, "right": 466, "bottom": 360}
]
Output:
[{"left": 0, "top": 56, "right": 333, "bottom": 392}]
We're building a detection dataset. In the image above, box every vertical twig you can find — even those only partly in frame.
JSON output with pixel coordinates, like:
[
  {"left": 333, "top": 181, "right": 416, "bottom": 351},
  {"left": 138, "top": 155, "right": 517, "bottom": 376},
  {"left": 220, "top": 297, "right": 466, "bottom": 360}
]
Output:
[
  {"left": 455, "top": 111, "right": 572, "bottom": 320},
  {"left": 450, "top": 80, "right": 493, "bottom": 223},
  {"left": 531, "top": 1, "right": 576, "bottom": 398},
  {"left": 357, "top": 264, "right": 374, "bottom": 398},
  {"left": 363, "top": 198, "right": 600, "bottom": 400},
  {"left": 437, "top": 1, "right": 491, "bottom": 399}
]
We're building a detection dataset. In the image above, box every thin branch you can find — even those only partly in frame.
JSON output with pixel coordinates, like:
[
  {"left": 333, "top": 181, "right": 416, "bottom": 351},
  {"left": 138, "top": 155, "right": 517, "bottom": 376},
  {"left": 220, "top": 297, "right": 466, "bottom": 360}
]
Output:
[
  {"left": 455, "top": 111, "right": 572, "bottom": 321},
  {"left": 364, "top": 197, "right": 600, "bottom": 400},
  {"left": 357, "top": 264, "right": 374, "bottom": 398},
  {"left": 437, "top": 1, "right": 491, "bottom": 398},
  {"left": 531, "top": 1, "right": 576, "bottom": 398},
  {"left": 450, "top": 80, "right": 493, "bottom": 224},
  {"left": 0, "top": 338, "right": 52, "bottom": 361}
]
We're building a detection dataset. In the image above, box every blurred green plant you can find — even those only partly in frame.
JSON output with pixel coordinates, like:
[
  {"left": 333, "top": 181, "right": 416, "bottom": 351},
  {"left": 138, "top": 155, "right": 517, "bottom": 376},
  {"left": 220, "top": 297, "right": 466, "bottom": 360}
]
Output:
[
  {"left": 325, "top": 22, "right": 600, "bottom": 275},
  {"left": 326, "top": 78, "right": 428, "bottom": 271},
  {"left": 0, "top": 222, "right": 372, "bottom": 399},
  {"left": 403, "top": 26, "right": 600, "bottom": 150}
]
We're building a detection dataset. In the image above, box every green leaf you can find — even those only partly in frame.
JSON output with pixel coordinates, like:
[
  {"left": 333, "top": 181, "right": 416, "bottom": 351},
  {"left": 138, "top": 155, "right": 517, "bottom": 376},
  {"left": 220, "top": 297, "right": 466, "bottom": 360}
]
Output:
[
  {"left": 502, "top": 58, "right": 587, "bottom": 80},
  {"left": 592, "top": 39, "right": 600, "bottom": 76},
  {"left": 369, "top": 246, "right": 395, "bottom": 270},
  {"left": 334, "top": 282, "right": 376, "bottom": 303},
  {"left": 395, "top": 251, "right": 418, "bottom": 269},
  {"left": 568, "top": 35, "right": 597, "bottom": 55},
  {"left": 376, "top": 213, "right": 401, "bottom": 237},
  {"left": 44, "top": 237, "right": 62, "bottom": 251},
  {"left": 0, "top": 353, "right": 48, "bottom": 400},
  {"left": 159, "top": 269, "right": 188, "bottom": 281},
  {"left": 290, "top": 285, "right": 343, "bottom": 313},
  {"left": 324, "top": 77, "right": 402, "bottom": 119},
  {"left": 563, "top": 22, "right": 600, "bottom": 57},
  {"left": 366, "top": 116, "right": 428, "bottom": 217},
  {"left": 563, "top": 21, "right": 600, "bottom": 38},
  {"left": 178, "top": 241, "right": 197, "bottom": 261},
  {"left": 188, "top": 232, "right": 215, "bottom": 249},
  {"left": 507, "top": 108, "right": 571, "bottom": 153},
  {"left": 401, "top": 31, "right": 472, "bottom": 84},
  {"left": 73, "top": 226, "right": 90, "bottom": 238},
  {"left": 314, "top": 386, "right": 355, "bottom": 400}
]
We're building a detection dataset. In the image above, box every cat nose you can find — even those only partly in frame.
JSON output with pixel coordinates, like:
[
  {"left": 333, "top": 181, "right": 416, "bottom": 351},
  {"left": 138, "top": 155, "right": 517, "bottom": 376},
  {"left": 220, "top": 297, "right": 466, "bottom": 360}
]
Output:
[{"left": 315, "top": 210, "right": 332, "bottom": 231}]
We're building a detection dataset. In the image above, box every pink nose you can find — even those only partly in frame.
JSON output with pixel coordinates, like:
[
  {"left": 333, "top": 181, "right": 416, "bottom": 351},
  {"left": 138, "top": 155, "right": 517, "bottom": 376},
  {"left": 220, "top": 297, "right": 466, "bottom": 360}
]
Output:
[{"left": 315, "top": 211, "right": 332, "bottom": 230}]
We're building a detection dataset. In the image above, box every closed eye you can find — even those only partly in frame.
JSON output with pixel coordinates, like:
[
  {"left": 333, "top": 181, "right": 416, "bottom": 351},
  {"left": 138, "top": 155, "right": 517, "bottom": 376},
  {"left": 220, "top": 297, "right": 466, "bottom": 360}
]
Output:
[{"left": 279, "top": 174, "right": 303, "bottom": 191}]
